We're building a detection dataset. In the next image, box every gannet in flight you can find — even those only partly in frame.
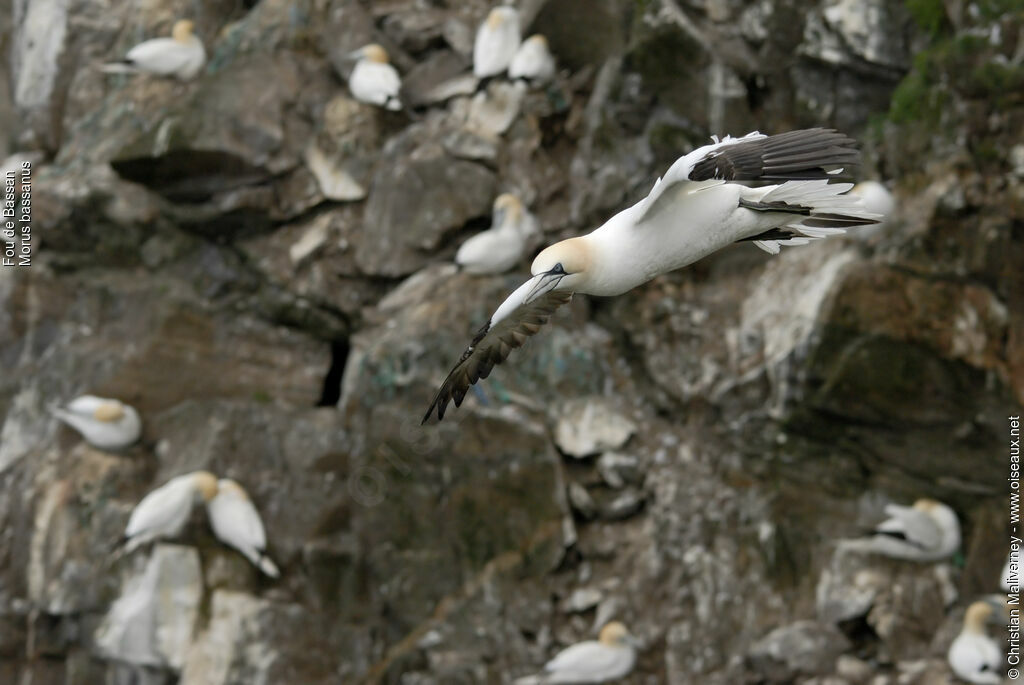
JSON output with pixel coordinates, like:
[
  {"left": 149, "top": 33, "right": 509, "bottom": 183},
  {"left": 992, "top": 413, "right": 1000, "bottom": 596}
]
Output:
[
  {"left": 122, "top": 471, "right": 219, "bottom": 553},
  {"left": 206, "top": 478, "right": 280, "bottom": 578},
  {"left": 456, "top": 193, "right": 538, "bottom": 274},
  {"left": 348, "top": 44, "right": 402, "bottom": 111},
  {"left": 473, "top": 7, "right": 521, "bottom": 79},
  {"left": 839, "top": 498, "right": 960, "bottom": 562},
  {"left": 509, "top": 35, "right": 556, "bottom": 84},
  {"left": 423, "top": 128, "right": 878, "bottom": 422},
  {"left": 50, "top": 395, "right": 142, "bottom": 450},
  {"left": 513, "top": 621, "right": 638, "bottom": 684},
  {"left": 947, "top": 601, "right": 1002, "bottom": 684},
  {"left": 102, "top": 19, "right": 206, "bottom": 81}
]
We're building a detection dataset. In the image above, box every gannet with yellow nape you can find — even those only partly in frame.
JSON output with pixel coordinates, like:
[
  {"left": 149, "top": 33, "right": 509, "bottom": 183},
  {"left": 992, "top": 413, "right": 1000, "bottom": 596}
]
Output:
[
  {"left": 206, "top": 479, "right": 280, "bottom": 578},
  {"left": 839, "top": 498, "right": 961, "bottom": 562},
  {"left": 348, "top": 44, "right": 402, "bottom": 111},
  {"left": 455, "top": 193, "right": 538, "bottom": 274},
  {"left": 423, "top": 128, "right": 879, "bottom": 422},
  {"left": 50, "top": 395, "right": 142, "bottom": 450},
  {"left": 947, "top": 602, "right": 1002, "bottom": 684},
  {"left": 473, "top": 7, "right": 521, "bottom": 78},
  {"left": 102, "top": 20, "right": 205, "bottom": 81},
  {"left": 513, "top": 621, "right": 639, "bottom": 684},
  {"left": 509, "top": 35, "right": 555, "bottom": 84},
  {"left": 122, "top": 471, "right": 219, "bottom": 553}
]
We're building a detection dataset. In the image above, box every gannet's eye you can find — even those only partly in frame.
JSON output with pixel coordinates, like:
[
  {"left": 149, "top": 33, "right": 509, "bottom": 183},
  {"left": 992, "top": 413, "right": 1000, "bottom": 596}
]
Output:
[{"left": 551, "top": 263, "right": 565, "bottom": 275}]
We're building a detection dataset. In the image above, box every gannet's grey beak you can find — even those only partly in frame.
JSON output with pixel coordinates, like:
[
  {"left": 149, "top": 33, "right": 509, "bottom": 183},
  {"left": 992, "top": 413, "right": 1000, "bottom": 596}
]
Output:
[
  {"left": 492, "top": 206, "right": 508, "bottom": 228},
  {"left": 524, "top": 270, "right": 565, "bottom": 304},
  {"left": 346, "top": 47, "right": 365, "bottom": 61}
]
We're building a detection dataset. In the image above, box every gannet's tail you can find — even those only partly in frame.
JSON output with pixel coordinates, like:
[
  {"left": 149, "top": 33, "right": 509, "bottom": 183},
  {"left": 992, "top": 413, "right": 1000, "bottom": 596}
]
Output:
[{"left": 741, "top": 180, "right": 882, "bottom": 254}]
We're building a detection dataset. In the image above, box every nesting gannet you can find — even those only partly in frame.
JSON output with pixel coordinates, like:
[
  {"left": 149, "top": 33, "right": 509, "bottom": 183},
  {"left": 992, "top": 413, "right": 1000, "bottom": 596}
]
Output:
[
  {"left": 456, "top": 194, "right": 538, "bottom": 274},
  {"left": 514, "top": 621, "right": 638, "bottom": 684},
  {"left": 50, "top": 395, "right": 142, "bottom": 450},
  {"left": 851, "top": 180, "right": 895, "bottom": 227},
  {"left": 474, "top": 7, "right": 521, "bottom": 79},
  {"left": 1002, "top": 550, "right": 1016, "bottom": 591},
  {"left": 947, "top": 601, "right": 1002, "bottom": 684},
  {"left": 423, "top": 128, "right": 878, "bottom": 421},
  {"left": 122, "top": 471, "right": 219, "bottom": 553},
  {"left": 206, "top": 479, "right": 280, "bottom": 578},
  {"left": 102, "top": 20, "right": 206, "bottom": 81},
  {"left": 348, "top": 44, "right": 402, "bottom": 111},
  {"left": 839, "top": 498, "right": 961, "bottom": 562},
  {"left": 509, "top": 35, "right": 556, "bottom": 84}
]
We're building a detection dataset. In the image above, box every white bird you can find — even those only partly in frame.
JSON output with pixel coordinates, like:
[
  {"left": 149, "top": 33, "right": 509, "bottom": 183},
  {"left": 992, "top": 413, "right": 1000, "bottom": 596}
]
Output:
[
  {"left": 423, "top": 128, "right": 879, "bottom": 421},
  {"left": 102, "top": 19, "right": 206, "bottom": 81},
  {"left": 456, "top": 193, "right": 538, "bottom": 274},
  {"left": 50, "top": 395, "right": 142, "bottom": 450},
  {"left": 839, "top": 498, "right": 961, "bottom": 562},
  {"left": 206, "top": 479, "right": 279, "bottom": 578},
  {"left": 122, "top": 471, "right": 219, "bottom": 554},
  {"left": 1002, "top": 550, "right": 1016, "bottom": 591},
  {"left": 514, "top": 621, "right": 639, "bottom": 684},
  {"left": 509, "top": 35, "right": 556, "bottom": 84},
  {"left": 348, "top": 44, "right": 402, "bottom": 110},
  {"left": 947, "top": 601, "right": 1002, "bottom": 684},
  {"left": 473, "top": 6, "right": 521, "bottom": 79}
]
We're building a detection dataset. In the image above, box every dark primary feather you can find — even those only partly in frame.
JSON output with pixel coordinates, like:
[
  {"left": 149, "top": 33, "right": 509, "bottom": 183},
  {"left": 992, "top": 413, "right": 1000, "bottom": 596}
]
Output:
[
  {"left": 422, "top": 290, "right": 573, "bottom": 423},
  {"left": 690, "top": 128, "right": 860, "bottom": 182}
]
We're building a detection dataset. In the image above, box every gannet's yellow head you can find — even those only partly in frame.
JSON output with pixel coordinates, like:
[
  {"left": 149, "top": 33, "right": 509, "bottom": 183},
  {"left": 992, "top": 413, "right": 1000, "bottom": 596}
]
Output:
[
  {"left": 525, "top": 34, "right": 548, "bottom": 49},
  {"left": 172, "top": 20, "right": 195, "bottom": 43},
  {"left": 217, "top": 478, "right": 249, "bottom": 500},
  {"left": 357, "top": 44, "right": 390, "bottom": 64},
  {"left": 486, "top": 7, "right": 518, "bottom": 31},
  {"left": 191, "top": 471, "right": 219, "bottom": 502},
  {"left": 963, "top": 601, "right": 994, "bottom": 635},
  {"left": 531, "top": 237, "right": 591, "bottom": 293},
  {"left": 913, "top": 498, "right": 942, "bottom": 512},
  {"left": 493, "top": 193, "right": 523, "bottom": 226},
  {"left": 598, "top": 621, "right": 636, "bottom": 648},
  {"left": 93, "top": 400, "right": 126, "bottom": 423}
]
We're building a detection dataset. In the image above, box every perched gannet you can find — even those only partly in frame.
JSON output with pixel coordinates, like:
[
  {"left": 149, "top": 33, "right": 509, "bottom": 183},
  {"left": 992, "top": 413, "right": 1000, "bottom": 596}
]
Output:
[
  {"left": 206, "top": 479, "right": 279, "bottom": 578},
  {"left": 122, "top": 471, "right": 219, "bottom": 553},
  {"left": 514, "top": 621, "right": 638, "bottom": 684},
  {"left": 1002, "top": 550, "right": 1016, "bottom": 591},
  {"left": 423, "top": 128, "right": 878, "bottom": 421},
  {"left": 509, "top": 35, "right": 556, "bottom": 84},
  {"left": 473, "top": 6, "right": 521, "bottom": 79},
  {"left": 348, "top": 44, "right": 402, "bottom": 111},
  {"left": 50, "top": 395, "right": 142, "bottom": 450},
  {"left": 102, "top": 20, "right": 206, "bottom": 81},
  {"left": 839, "top": 498, "right": 961, "bottom": 562},
  {"left": 947, "top": 601, "right": 1002, "bottom": 684},
  {"left": 456, "top": 194, "right": 537, "bottom": 274}
]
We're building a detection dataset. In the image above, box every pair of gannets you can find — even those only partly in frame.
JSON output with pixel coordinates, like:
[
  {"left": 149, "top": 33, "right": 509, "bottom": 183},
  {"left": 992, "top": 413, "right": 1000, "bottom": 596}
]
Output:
[
  {"left": 124, "top": 471, "right": 279, "bottom": 578},
  {"left": 102, "top": 19, "right": 206, "bottom": 81},
  {"left": 514, "top": 622, "right": 638, "bottom": 684},
  {"left": 50, "top": 395, "right": 142, "bottom": 451},
  {"left": 948, "top": 601, "right": 1003, "bottom": 684},
  {"left": 474, "top": 7, "right": 555, "bottom": 83},
  {"left": 456, "top": 194, "right": 538, "bottom": 274},
  {"left": 423, "top": 128, "right": 880, "bottom": 422},
  {"left": 839, "top": 498, "right": 961, "bottom": 562}
]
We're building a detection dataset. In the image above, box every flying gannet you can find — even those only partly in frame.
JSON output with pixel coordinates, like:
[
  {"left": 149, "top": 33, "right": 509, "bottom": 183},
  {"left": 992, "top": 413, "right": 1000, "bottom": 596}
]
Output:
[
  {"left": 50, "top": 395, "right": 142, "bottom": 450},
  {"left": 473, "top": 7, "right": 521, "bottom": 79},
  {"left": 348, "top": 44, "right": 402, "bottom": 111},
  {"left": 206, "top": 478, "right": 280, "bottom": 578},
  {"left": 122, "top": 471, "right": 219, "bottom": 553},
  {"left": 513, "top": 621, "right": 639, "bottom": 684},
  {"left": 423, "top": 128, "right": 879, "bottom": 422},
  {"left": 509, "top": 35, "right": 556, "bottom": 84},
  {"left": 456, "top": 193, "right": 538, "bottom": 274},
  {"left": 102, "top": 19, "right": 206, "bottom": 81},
  {"left": 839, "top": 498, "right": 961, "bottom": 562},
  {"left": 947, "top": 601, "right": 1002, "bottom": 684}
]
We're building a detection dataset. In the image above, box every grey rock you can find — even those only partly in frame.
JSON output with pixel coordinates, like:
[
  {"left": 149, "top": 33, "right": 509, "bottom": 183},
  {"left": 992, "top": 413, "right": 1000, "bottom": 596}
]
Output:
[
  {"left": 560, "top": 587, "right": 603, "bottom": 613},
  {"left": 554, "top": 397, "right": 637, "bottom": 458},
  {"left": 747, "top": 620, "right": 852, "bottom": 683},
  {"left": 596, "top": 452, "right": 642, "bottom": 489},
  {"left": 567, "top": 482, "right": 597, "bottom": 520}
]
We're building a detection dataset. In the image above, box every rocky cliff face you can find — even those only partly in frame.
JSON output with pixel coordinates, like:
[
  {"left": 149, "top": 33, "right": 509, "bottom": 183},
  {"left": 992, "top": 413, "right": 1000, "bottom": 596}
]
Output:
[{"left": 1, "top": 0, "right": 1021, "bottom": 683}]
